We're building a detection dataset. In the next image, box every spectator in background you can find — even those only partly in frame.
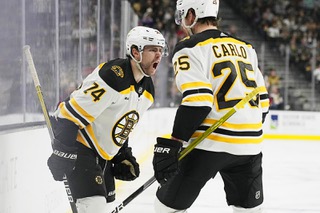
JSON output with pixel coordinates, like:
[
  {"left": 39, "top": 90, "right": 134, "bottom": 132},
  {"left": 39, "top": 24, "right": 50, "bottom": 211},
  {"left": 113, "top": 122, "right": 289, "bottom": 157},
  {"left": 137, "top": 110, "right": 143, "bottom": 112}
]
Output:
[
  {"left": 225, "top": 0, "right": 319, "bottom": 85},
  {"left": 227, "top": 24, "right": 238, "bottom": 36},
  {"left": 141, "top": 7, "right": 154, "bottom": 27},
  {"left": 313, "top": 63, "right": 320, "bottom": 85},
  {"left": 266, "top": 18, "right": 281, "bottom": 51},
  {"left": 269, "top": 86, "right": 284, "bottom": 110},
  {"left": 129, "top": 0, "right": 143, "bottom": 17},
  {"left": 267, "top": 68, "right": 281, "bottom": 88}
]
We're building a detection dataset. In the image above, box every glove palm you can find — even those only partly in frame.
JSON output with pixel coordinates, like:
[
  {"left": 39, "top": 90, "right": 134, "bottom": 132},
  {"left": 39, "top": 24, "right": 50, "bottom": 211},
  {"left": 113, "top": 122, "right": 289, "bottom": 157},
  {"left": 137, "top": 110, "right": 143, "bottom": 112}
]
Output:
[{"left": 111, "top": 146, "right": 140, "bottom": 181}]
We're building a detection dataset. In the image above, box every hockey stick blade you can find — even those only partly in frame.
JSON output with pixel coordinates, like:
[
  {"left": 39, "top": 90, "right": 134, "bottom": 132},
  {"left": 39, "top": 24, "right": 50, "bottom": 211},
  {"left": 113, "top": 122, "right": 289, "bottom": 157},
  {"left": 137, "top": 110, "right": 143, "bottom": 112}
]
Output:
[
  {"left": 109, "top": 86, "right": 263, "bottom": 213},
  {"left": 23, "top": 45, "right": 78, "bottom": 213}
]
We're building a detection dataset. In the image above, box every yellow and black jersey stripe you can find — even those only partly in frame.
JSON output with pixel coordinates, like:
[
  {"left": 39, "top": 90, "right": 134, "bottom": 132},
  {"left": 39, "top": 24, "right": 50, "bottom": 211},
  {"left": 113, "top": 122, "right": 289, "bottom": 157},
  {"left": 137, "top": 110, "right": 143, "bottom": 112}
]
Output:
[{"left": 173, "top": 29, "right": 254, "bottom": 56}]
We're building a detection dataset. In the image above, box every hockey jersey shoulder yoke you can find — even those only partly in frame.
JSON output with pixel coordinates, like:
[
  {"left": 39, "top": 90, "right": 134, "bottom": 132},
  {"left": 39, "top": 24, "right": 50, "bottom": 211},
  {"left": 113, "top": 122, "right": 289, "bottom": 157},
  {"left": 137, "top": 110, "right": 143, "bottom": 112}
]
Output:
[
  {"left": 173, "top": 29, "right": 254, "bottom": 56},
  {"left": 98, "top": 58, "right": 133, "bottom": 93}
]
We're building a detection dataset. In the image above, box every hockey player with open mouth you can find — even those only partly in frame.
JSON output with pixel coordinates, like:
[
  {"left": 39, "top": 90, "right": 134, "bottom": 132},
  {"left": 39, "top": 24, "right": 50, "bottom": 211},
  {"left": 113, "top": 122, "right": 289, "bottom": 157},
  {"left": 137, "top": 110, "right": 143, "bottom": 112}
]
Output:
[{"left": 46, "top": 26, "right": 168, "bottom": 213}]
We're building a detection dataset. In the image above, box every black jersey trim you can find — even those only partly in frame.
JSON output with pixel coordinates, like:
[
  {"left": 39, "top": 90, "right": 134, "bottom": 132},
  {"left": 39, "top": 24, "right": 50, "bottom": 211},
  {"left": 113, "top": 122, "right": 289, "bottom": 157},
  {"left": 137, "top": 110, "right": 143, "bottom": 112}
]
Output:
[
  {"left": 182, "top": 88, "right": 213, "bottom": 99},
  {"left": 198, "top": 125, "right": 263, "bottom": 137},
  {"left": 65, "top": 102, "right": 89, "bottom": 126},
  {"left": 80, "top": 128, "right": 100, "bottom": 156},
  {"left": 260, "top": 93, "right": 269, "bottom": 100},
  {"left": 262, "top": 111, "right": 269, "bottom": 123},
  {"left": 173, "top": 29, "right": 253, "bottom": 56}
]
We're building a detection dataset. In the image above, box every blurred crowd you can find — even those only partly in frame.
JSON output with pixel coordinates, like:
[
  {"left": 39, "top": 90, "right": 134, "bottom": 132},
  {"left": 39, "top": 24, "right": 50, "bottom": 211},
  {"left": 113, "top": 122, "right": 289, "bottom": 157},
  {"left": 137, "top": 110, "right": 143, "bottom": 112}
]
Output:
[
  {"left": 225, "top": 0, "right": 320, "bottom": 110},
  {"left": 63, "top": 0, "right": 320, "bottom": 110},
  {"left": 226, "top": 0, "right": 320, "bottom": 81},
  {"left": 128, "top": 0, "right": 186, "bottom": 106},
  {"left": 128, "top": 0, "right": 320, "bottom": 110}
]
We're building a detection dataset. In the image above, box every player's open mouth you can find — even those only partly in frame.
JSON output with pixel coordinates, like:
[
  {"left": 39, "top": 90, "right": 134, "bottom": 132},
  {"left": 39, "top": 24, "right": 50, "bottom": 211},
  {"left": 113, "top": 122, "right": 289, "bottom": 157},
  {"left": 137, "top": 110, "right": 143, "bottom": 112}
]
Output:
[{"left": 153, "top": 62, "right": 159, "bottom": 69}]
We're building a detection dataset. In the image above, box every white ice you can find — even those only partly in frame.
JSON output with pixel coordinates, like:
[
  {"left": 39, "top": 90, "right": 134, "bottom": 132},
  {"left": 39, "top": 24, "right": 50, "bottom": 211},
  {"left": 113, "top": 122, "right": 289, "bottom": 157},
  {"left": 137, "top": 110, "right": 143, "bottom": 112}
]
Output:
[{"left": 110, "top": 139, "right": 320, "bottom": 213}]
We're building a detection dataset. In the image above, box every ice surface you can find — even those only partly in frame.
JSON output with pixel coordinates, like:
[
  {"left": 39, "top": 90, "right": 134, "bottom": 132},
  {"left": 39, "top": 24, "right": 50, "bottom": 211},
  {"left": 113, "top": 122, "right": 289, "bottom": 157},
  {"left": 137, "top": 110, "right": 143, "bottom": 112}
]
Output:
[
  {"left": 1, "top": 119, "right": 319, "bottom": 213},
  {"left": 109, "top": 139, "right": 320, "bottom": 213}
]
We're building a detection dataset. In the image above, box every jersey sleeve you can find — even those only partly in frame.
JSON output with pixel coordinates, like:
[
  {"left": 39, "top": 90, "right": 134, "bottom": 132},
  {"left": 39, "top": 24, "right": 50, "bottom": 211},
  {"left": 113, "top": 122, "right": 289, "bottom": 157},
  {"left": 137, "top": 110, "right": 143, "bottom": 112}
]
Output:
[
  {"left": 171, "top": 47, "right": 213, "bottom": 141},
  {"left": 250, "top": 48, "right": 269, "bottom": 121},
  {"left": 54, "top": 63, "right": 120, "bottom": 128},
  {"left": 173, "top": 48, "right": 214, "bottom": 108}
]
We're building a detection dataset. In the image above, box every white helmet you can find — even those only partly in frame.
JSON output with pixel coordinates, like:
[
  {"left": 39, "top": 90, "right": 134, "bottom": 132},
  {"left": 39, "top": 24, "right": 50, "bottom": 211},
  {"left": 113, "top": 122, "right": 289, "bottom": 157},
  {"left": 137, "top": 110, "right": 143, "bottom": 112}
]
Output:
[
  {"left": 126, "top": 26, "right": 168, "bottom": 57},
  {"left": 175, "top": 0, "right": 219, "bottom": 25}
]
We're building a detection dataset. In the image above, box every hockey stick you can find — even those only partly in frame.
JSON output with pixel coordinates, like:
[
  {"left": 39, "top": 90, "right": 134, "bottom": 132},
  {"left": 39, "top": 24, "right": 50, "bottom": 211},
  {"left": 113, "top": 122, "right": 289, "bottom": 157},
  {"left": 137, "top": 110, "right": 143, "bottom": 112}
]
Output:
[
  {"left": 23, "top": 45, "right": 78, "bottom": 213},
  {"left": 109, "top": 86, "right": 263, "bottom": 213}
]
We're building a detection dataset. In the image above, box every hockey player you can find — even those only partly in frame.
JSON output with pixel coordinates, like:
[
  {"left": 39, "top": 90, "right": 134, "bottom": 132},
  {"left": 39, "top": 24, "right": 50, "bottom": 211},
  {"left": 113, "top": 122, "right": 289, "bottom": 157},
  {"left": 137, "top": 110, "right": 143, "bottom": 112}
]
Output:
[
  {"left": 152, "top": 0, "right": 269, "bottom": 212},
  {"left": 47, "top": 26, "right": 168, "bottom": 213}
]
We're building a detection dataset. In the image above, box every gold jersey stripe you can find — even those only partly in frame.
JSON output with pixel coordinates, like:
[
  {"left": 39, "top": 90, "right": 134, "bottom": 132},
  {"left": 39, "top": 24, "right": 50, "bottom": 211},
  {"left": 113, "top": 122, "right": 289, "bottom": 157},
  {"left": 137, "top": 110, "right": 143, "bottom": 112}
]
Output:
[
  {"left": 191, "top": 132, "right": 263, "bottom": 144},
  {"left": 85, "top": 124, "right": 112, "bottom": 160},
  {"left": 69, "top": 98, "right": 95, "bottom": 123},
  {"left": 182, "top": 94, "right": 214, "bottom": 103},
  {"left": 180, "top": 82, "right": 212, "bottom": 91},
  {"left": 203, "top": 118, "right": 262, "bottom": 130},
  {"left": 58, "top": 102, "right": 84, "bottom": 128},
  {"left": 98, "top": 63, "right": 106, "bottom": 69},
  {"left": 143, "top": 90, "right": 154, "bottom": 103},
  {"left": 77, "top": 133, "right": 90, "bottom": 147},
  {"left": 260, "top": 87, "right": 268, "bottom": 93},
  {"left": 197, "top": 37, "right": 252, "bottom": 48},
  {"left": 260, "top": 100, "right": 270, "bottom": 108},
  {"left": 120, "top": 85, "right": 135, "bottom": 95}
]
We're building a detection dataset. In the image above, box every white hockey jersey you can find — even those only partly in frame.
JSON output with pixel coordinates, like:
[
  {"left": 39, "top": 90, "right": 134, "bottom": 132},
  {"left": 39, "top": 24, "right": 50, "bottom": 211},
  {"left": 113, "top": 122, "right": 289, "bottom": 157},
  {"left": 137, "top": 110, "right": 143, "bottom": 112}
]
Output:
[
  {"left": 54, "top": 58, "right": 154, "bottom": 160},
  {"left": 172, "top": 29, "right": 269, "bottom": 155}
]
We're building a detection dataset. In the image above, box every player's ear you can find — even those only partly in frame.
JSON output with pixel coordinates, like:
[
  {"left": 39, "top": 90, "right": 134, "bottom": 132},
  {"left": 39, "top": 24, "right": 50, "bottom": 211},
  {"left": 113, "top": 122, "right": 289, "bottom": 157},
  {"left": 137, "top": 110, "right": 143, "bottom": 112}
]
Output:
[
  {"left": 131, "top": 47, "right": 140, "bottom": 61},
  {"left": 186, "top": 8, "right": 196, "bottom": 22},
  {"left": 187, "top": 8, "right": 195, "bottom": 18}
]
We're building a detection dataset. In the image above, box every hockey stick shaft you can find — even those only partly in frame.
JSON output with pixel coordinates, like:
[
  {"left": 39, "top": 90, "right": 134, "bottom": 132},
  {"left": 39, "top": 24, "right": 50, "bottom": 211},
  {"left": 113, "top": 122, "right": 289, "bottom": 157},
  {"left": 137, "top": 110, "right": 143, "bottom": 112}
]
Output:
[
  {"left": 109, "top": 86, "right": 263, "bottom": 213},
  {"left": 23, "top": 45, "right": 78, "bottom": 213}
]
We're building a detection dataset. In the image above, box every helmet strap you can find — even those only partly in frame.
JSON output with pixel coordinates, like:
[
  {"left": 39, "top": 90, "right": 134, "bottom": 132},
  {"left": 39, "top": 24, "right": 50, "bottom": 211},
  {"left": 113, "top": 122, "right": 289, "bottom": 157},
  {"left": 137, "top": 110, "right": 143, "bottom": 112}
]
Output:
[
  {"left": 131, "top": 51, "right": 150, "bottom": 78},
  {"left": 182, "top": 16, "right": 198, "bottom": 36}
]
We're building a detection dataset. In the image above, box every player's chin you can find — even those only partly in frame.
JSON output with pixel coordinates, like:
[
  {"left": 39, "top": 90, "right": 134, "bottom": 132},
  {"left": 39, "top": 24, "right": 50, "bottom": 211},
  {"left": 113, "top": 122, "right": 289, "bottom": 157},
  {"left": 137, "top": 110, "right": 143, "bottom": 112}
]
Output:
[{"left": 147, "top": 68, "right": 157, "bottom": 76}]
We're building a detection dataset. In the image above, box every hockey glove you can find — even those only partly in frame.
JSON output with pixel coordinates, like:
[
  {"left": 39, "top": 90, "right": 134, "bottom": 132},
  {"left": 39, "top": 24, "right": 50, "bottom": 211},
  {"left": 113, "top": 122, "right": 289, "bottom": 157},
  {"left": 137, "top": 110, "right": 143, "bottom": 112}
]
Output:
[
  {"left": 153, "top": 137, "right": 182, "bottom": 184},
  {"left": 104, "top": 160, "right": 116, "bottom": 203},
  {"left": 47, "top": 139, "right": 77, "bottom": 181},
  {"left": 111, "top": 146, "right": 140, "bottom": 181}
]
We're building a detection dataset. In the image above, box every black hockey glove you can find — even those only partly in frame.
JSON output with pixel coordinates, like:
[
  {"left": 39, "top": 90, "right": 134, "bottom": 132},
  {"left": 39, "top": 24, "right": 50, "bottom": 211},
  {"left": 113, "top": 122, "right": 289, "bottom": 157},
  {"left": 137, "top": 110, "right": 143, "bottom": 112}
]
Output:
[
  {"left": 111, "top": 146, "right": 140, "bottom": 181},
  {"left": 47, "top": 139, "right": 77, "bottom": 181},
  {"left": 104, "top": 160, "right": 116, "bottom": 203},
  {"left": 152, "top": 137, "right": 182, "bottom": 184}
]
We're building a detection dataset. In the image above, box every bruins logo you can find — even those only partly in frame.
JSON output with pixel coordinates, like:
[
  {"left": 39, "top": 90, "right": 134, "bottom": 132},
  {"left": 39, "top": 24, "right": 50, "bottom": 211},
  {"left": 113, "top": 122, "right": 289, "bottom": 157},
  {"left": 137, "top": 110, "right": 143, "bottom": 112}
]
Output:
[
  {"left": 112, "top": 110, "right": 139, "bottom": 146},
  {"left": 111, "top": 65, "right": 124, "bottom": 78}
]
